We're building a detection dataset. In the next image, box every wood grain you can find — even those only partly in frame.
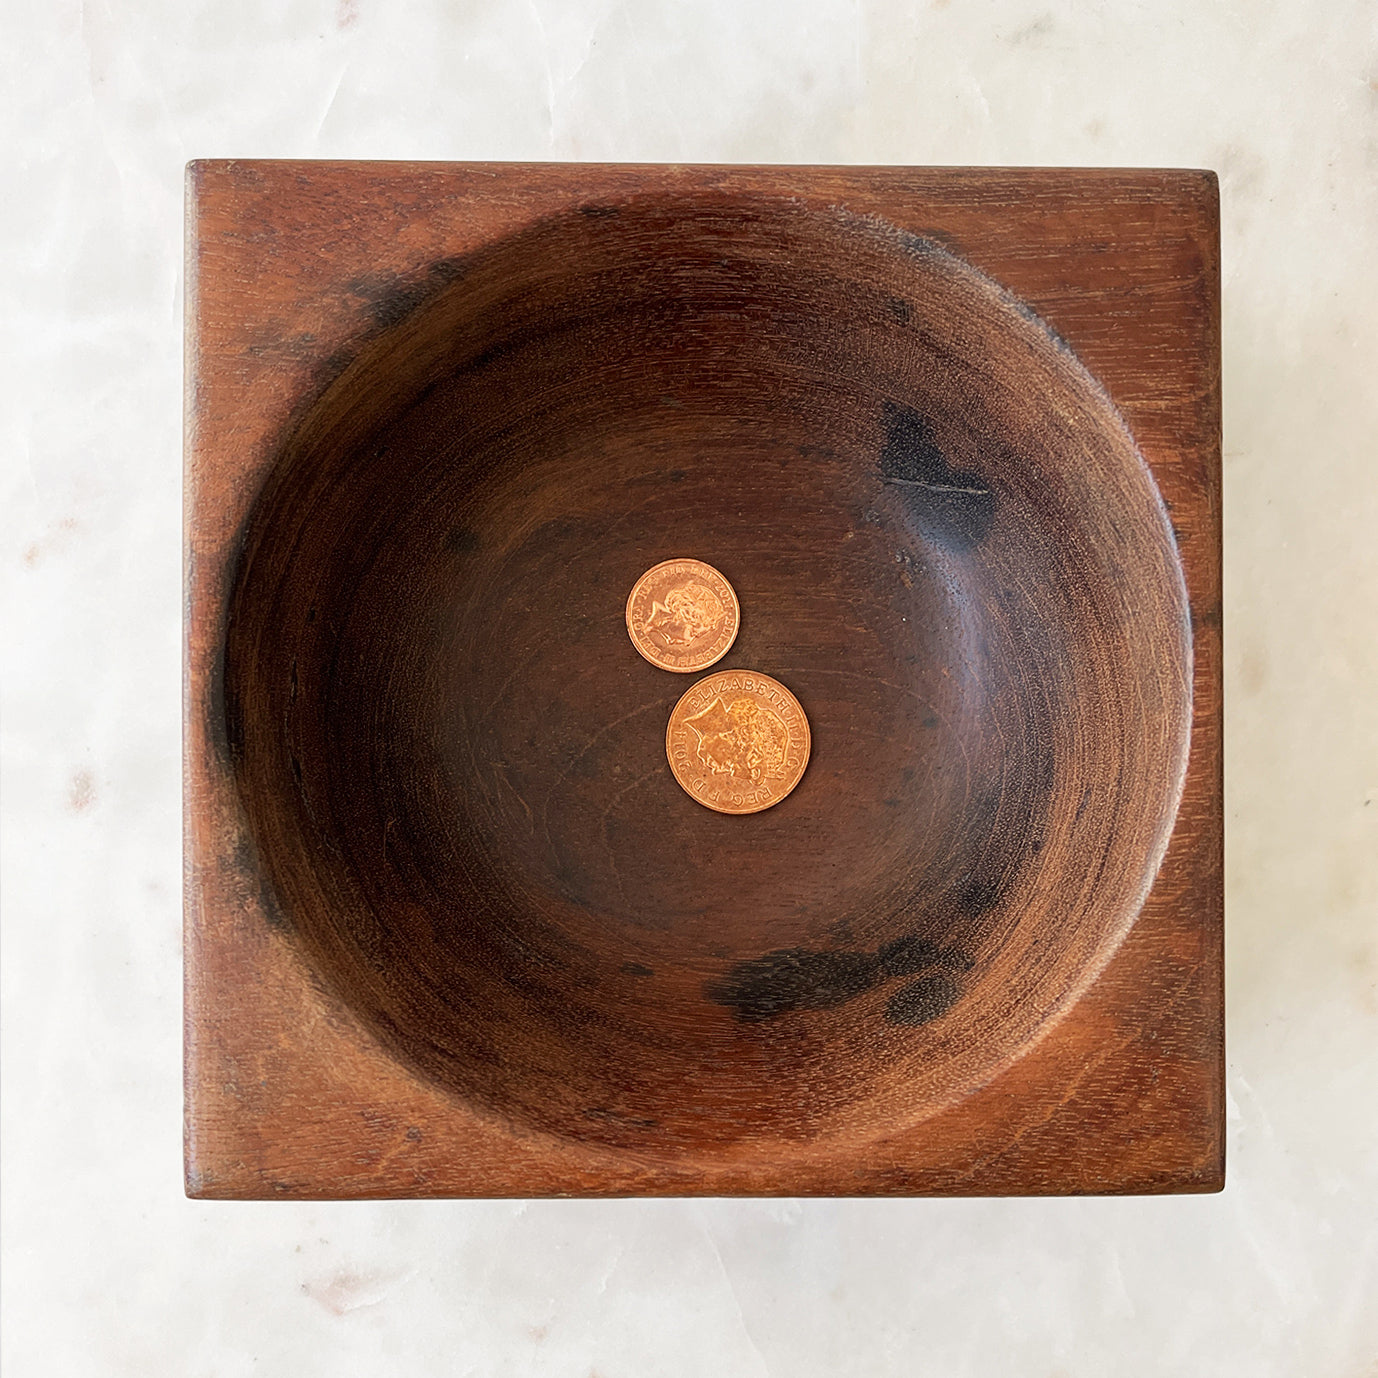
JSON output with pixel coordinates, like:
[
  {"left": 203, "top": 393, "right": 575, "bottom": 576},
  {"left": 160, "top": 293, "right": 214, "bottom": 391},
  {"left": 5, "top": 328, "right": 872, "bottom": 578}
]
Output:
[{"left": 185, "top": 163, "right": 1222, "bottom": 1197}]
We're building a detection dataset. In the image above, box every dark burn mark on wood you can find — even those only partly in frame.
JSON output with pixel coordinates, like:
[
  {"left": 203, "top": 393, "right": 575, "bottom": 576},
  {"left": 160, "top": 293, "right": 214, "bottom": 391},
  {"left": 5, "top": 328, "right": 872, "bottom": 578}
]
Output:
[
  {"left": 886, "top": 295, "right": 913, "bottom": 325},
  {"left": 620, "top": 962, "right": 654, "bottom": 978},
  {"left": 428, "top": 257, "right": 467, "bottom": 285},
  {"left": 321, "top": 344, "right": 356, "bottom": 382},
  {"left": 951, "top": 871, "right": 1005, "bottom": 918},
  {"left": 444, "top": 527, "right": 480, "bottom": 554},
  {"left": 710, "top": 949, "right": 880, "bottom": 1024},
  {"left": 231, "top": 832, "right": 291, "bottom": 932},
  {"left": 710, "top": 934, "right": 972, "bottom": 1025},
  {"left": 878, "top": 401, "right": 995, "bottom": 550},
  {"left": 887, "top": 974, "right": 962, "bottom": 1026},
  {"left": 878, "top": 934, "right": 974, "bottom": 976},
  {"left": 346, "top": 258, "right": 468, "bottom": 332},
  {"left": 347, "top": 275, "right": 439, "bottom": 331}
]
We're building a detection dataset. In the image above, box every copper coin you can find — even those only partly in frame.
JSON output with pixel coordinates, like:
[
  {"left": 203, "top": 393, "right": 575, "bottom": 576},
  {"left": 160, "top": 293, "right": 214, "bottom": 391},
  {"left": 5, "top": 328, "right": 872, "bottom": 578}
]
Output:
[
  {"left": 625, "top": 559, "right": 740, "bottom": 672},
  {"left": 666, "top": 670, "right": 810, "bottom": 814}
]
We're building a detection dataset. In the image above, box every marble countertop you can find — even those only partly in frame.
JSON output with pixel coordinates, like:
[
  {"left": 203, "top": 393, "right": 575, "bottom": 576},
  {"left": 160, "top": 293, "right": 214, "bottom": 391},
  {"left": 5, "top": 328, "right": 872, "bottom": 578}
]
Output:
[{"left": 2, "top": 1, "right": 1375, "bottom": 1373}]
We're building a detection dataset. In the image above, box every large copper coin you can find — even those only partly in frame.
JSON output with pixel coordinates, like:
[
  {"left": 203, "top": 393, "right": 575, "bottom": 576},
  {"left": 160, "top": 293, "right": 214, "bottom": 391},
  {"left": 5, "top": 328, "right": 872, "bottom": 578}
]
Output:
[
  {"left": 625, "top": 558, "right": 740, "bottom": 672},
  {"left": 666, "top": 670, "right": 810, "bottom": 814}
]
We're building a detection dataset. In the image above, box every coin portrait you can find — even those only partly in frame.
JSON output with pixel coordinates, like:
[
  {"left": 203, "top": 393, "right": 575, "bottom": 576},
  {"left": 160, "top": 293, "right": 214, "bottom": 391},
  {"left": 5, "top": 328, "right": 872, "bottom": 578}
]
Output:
[
  {"left": 666, "top": 670, "right": 810, "bottom": 814},
  {"left": 625, "top": 559, "right": 740, "bottom": 672}
]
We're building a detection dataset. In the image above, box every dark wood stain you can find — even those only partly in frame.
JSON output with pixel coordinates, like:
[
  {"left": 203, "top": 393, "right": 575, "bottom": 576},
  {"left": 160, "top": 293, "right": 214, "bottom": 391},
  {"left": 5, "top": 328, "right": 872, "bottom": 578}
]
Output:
[
  {"left": 708, "top": 934, "right": 974, "bottom": 1024},
  {"left": 886, "top": 975, "right": 963, "bottom": 1026},
  {"left": 709, "top": 949, "right": 884, "bottom": 1023},
  {"left": 878, "top": 401, "right": 996, "bottom": 550}
]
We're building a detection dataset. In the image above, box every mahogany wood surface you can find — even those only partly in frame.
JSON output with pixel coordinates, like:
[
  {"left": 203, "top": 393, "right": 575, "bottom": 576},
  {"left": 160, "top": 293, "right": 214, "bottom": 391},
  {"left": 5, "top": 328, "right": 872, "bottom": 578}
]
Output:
[{"left": 185, "top": 163, "right": 1221, "bottom": 1197}]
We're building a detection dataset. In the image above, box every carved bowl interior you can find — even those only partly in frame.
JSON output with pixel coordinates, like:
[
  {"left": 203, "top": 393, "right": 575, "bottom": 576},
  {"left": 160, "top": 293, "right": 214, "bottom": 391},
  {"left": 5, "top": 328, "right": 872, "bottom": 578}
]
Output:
[{"left": 224, "top": 199, "right": 1191, "bottom": 1156}]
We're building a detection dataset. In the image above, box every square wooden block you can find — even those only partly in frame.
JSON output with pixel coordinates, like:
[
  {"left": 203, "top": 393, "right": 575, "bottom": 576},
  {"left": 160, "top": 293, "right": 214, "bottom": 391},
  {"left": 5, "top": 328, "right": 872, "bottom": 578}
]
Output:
[{"left": 185, "top": 162, "right": 1221, "bottom": 1197}]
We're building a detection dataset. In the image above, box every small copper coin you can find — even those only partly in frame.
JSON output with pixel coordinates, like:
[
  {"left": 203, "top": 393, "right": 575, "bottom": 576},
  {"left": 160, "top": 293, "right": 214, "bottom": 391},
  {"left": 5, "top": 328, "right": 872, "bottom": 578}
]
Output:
[
  {"left": 666, "top": 670, "right": 810, "bottom": 814},
  {"left": 625, "top": 558, "right": 740, "bottom": 672}
]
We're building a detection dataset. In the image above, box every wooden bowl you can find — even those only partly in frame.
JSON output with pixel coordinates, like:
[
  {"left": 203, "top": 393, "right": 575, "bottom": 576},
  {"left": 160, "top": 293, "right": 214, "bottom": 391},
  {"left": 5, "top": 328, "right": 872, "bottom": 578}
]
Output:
[{"left": 222, "top": 196, "right": 1191, "bottom": 1157}]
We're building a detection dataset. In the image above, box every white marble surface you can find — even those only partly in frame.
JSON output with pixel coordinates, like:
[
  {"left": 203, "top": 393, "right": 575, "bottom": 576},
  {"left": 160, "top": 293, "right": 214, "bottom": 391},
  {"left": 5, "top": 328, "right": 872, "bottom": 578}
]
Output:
[{"left": 3, "top": 2, "right": 1376, "bottom": 1373}]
